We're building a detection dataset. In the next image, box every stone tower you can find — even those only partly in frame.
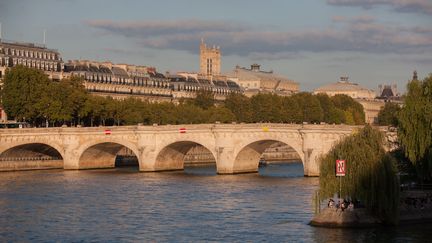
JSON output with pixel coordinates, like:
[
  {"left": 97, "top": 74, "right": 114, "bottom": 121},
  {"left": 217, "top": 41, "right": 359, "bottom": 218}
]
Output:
[{"left": 200, "top": 38, "right": 221, "bottom": 77}]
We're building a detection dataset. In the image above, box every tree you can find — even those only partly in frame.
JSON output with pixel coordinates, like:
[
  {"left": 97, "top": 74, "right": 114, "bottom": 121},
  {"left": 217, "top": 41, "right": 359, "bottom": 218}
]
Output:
[
  {"left": 281, "top": 96, "right": 303, "bottom": 123},
  {"left": 250, "top": 93, "right": 283, "bottom": 122},
  {"left": 1, "top": 65, "right": 53, "bottom": 124},
  {"left": 398, "top": 74, "right": 432, "bottom": 181},
  {"left": 205, "top": 106, "right": 236, "bottom": 123},
  {"left": 193, "top": 90, "right": 215, "bottom": 109},
  {"left": 315, "top": 93, "right": 345, "bottom": 124},
  {"left": 319, "top": 125, "right": 400, "bottom": 224},
  {"left": 377, "top": 102, "right": 401, "bottom": 126},
  {"left": 331, "top": 94, "right": 365, "bottom": 125},
  {"left": 292, "top": 93, "right": 323, "bottom": 123},
  {"left": 224, "top": 93, "right": 253, "bottom": 122}
]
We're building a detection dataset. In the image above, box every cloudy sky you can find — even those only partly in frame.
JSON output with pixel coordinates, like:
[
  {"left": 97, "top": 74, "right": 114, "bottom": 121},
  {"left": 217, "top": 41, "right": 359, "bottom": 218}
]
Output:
[{"left": 1, "top": 0, "right": 431, "bottom": 91}]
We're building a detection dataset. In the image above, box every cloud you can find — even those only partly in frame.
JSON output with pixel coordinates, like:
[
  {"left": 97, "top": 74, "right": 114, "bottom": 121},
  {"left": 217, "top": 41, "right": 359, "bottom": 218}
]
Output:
[
  {"left": 85, "top": 19, "right": 248, "bottom": 37},
  {"left": 327, "top": 0, "right": 432, "bottom": 15},
  {"left": 85, "top": 18, "right": 432, "bottom": 60}
]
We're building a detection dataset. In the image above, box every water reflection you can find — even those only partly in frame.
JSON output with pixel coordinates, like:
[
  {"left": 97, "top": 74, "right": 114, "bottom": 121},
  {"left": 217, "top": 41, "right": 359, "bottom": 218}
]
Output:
[{"left": 0, "top": 162, "right": 430, "bottom": 242}]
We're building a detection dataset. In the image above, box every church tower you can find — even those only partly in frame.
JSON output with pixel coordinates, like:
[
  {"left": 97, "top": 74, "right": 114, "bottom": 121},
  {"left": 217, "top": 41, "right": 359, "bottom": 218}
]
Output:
[{"left": 200, "top": 38, "right": 221, "bottom": 77}]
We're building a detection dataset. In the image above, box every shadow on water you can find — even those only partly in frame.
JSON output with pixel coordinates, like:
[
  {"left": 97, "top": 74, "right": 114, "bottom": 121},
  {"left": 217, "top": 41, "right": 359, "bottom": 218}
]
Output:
[
  {"left": 111, "top": 161, "right": 306, "bottom": 177},
  {"left": 183, "top": 161, "right": 305, "bottom": 178},
  {"left": 258, "top": 161, "right": 304, "bottom": 178},
  {"left": 184, "top": 164, "right": 217, "bottom": 176}
]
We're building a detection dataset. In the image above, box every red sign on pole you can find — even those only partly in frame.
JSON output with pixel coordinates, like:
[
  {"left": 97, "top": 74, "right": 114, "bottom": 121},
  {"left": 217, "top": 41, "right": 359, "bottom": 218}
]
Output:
[
  {"left": 179, "top": 127, "right": 186, "bottom": 133},
  {"left": 104, "top": 129, "right": 112, "bottom": 135},
  {"left": 336, "top": 159, "right": 346, "bottom": 176}
]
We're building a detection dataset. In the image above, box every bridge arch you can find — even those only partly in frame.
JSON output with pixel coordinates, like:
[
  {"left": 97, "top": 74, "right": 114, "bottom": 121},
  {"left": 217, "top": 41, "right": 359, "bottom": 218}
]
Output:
[
  {"left": 154, "top": 140, "right": 216, "bottom": 172},
  {"left": 232, "top": 138, "right": 304, "bottom": 174},
  {"left": 77, "top": 141, "right": 141, "bottom": 170},
  {"left": 0, "top": 143, "right": 64, "bottom": 171}
]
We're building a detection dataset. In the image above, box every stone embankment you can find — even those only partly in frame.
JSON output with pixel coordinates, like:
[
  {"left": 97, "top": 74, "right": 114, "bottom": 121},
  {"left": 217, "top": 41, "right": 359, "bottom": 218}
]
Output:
[
  {"left": 311, "top": 190, "right": 432, "bottom": 227},
  {"left": 0, "top": 159, "right": 63, "bottom": 171},
  {"left": 310, "top": 207, "right": 381, "bottom": 227},
  {"left": 399, "top": 190, "right": 432, "bottom": 223}
]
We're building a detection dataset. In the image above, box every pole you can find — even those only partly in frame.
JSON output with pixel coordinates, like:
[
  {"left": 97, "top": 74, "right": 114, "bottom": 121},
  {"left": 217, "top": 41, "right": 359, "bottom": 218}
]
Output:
[{"left": 339, "top": 175, "right": 341, "bottom": 199}]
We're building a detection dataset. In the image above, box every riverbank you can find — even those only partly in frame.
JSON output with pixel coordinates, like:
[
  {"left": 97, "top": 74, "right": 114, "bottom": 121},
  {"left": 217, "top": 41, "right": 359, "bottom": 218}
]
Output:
[
  {"left": 311, "top": 190, "right": 432, "bottom": 228},
  {"left": 309, "top": 208, "right": 381, "bottom": 228}
]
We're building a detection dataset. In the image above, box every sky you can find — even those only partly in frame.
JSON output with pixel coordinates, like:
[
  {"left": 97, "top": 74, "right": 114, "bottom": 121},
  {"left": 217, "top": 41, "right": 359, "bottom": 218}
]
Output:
[{"left": 1, "top": 0, "right": 431, "bottom": 92}]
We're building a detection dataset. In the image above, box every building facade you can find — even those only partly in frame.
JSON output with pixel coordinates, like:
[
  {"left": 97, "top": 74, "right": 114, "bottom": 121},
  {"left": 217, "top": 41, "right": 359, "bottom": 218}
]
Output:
[
  {"left": 225, "top": 64, "right": 299, "bottom": 97},
  {"left": 0, "top": 39, "right": 65, "bottom": 121},
  {"left": 199, "top": 39, "right": 221, "bottom": 77},
  {"left": 0, "top": 39, "right": 64, "bottom": 81},
  {"left": 65, "top": 60, "right": 241, "bottom": 102}
]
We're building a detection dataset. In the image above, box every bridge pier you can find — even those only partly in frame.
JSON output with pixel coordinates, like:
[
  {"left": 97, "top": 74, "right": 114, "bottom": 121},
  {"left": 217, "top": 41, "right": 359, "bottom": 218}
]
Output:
[{"left": 215, "top": 146, "right": 259, "bottom": 174}]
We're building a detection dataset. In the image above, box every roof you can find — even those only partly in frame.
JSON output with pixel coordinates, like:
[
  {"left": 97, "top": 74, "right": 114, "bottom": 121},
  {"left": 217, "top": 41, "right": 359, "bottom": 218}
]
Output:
[
  {"left": 314, "top": 80, "right": 372, "bottom": 93},
  {"left": 225, "top": 66, "right": 298, "bottom": 91}
]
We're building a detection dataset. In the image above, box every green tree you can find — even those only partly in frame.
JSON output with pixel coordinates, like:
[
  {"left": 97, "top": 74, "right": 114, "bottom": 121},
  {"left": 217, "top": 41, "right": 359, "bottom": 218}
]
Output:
[
  {"left": 60, "top": 76, "right": 88, "bottom": 125},
  {"left": 315, "top": 93, "right": 346, "bottom": 124},
  {"left": 1, "top": 65, "right": 52, "bottom": 124},
  {"left": 224, "top": 93, "right": 253, "bottom": 122},
  {"left": 206, "top": 106, "right": 236, "bottom": 123},
  {"left": 281, "top": 96, "right": 302, "bottom": 123},
  {"left": 292, "top": 93, "right": 323, "bottom": 123},
  {"left": 398, "top": 74, "right": 432, "bottom": 181},
  {"left": 120, "top": 98, "right": 146, "bottom": 125},
  {"left": 377, "top": 102, "right": 401, "bottom": 126},
  {"left": 331, "top": 94, "right": 365, "bottom": 125},
  {"left": 176, "top": 103, "right": 206, "bottom": 124},
  {"left": 250, "top": 93, "right": 283, "bottom": 122},
  {"left": 319, "top": 125, "right": 400, "bottom": 224},
  {"left": 193, "top": 90, "right": 215, "bottom": 109}
]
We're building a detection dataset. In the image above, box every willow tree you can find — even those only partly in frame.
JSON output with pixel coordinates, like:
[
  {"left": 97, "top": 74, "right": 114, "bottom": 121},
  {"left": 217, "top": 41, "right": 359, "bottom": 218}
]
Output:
[
  {"left": 319, "top": 125, "right": 399, "bottom": 224},
  {"left": 398, "top": 74, "right": 432, "bottom": 181}
]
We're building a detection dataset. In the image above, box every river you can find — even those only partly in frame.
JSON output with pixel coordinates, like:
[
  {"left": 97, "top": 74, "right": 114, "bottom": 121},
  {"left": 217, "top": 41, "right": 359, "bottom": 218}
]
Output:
[{"left": 0, "top": 162, "right": 430, "bottom": 242}]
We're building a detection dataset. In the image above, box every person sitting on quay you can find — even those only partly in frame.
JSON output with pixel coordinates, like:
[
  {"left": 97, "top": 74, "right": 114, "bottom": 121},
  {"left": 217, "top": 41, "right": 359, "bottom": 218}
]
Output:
[
  {"left": 348, "top": 201, "right": 354, "bottom": 211},
  {"left": 340, "top": 200, "right": 347, "bottom": 212},
  {"left": 328, "top": 198, "right": 335, "bottom": 208},
  {"left": 335, "top": 199, "right": 342, "bottom": 211}
]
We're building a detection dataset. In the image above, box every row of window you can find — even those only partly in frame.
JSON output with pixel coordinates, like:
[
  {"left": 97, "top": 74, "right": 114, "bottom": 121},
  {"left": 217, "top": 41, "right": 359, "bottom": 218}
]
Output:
[
  {"left": 87, "top": 80, "right": 238, "bottom": 95},
  {"left": 0, "top": 47, "right": 60, "bottom": 60},
  {"left": 0, "top": 58, "right": 61, "bottom": 72}
]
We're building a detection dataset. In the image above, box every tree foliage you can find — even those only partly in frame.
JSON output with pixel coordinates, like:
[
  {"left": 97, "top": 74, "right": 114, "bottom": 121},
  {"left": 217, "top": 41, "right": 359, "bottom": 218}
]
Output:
[
  {"left": 377, "top": 102, "right": 401, "bottom": 126},
  {"left": 319, "top": 125, "right": 400, "bottom": 224},
  {"left": 398, "top": 74, "right": 432, "bottom": 181},
  {"left": 1, "top": 65, "right": 53, "bottom": 123}
]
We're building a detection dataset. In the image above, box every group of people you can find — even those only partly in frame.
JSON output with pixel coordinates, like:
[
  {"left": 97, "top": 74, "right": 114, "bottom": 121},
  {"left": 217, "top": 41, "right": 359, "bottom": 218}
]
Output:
[
  {"left": 401, "top": 193, "right": 432, "bottom": 211},
  {"left": 327, "top": 198, "right": 355, "bottom": 212}
]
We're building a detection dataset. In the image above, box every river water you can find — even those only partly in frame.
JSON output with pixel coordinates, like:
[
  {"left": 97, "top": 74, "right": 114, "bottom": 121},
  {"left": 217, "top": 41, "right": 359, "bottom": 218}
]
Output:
[{"left": 0, "top": 163, "right": 430, "bottom": 242}]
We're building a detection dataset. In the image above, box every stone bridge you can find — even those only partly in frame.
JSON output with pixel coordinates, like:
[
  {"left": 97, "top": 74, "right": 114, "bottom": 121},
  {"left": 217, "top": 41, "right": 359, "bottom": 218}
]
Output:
[{"left": 0, "top": 124, "right": 395, "bottom": 176}]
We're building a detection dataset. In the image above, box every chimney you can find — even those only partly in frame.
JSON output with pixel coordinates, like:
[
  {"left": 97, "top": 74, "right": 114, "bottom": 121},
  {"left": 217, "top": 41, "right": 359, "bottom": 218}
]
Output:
[{"left": 251, "top": 63, "right": 260, "bottom": 72}]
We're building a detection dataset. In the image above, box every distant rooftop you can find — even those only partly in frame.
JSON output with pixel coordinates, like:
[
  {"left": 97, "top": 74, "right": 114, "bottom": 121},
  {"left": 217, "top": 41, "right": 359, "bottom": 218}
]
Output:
[
  {"left": 0, "top": 38, "right": 58, "bottom": 52},
  {"left": 315, "top": 77, "right": 371, "bottom": 92}
]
